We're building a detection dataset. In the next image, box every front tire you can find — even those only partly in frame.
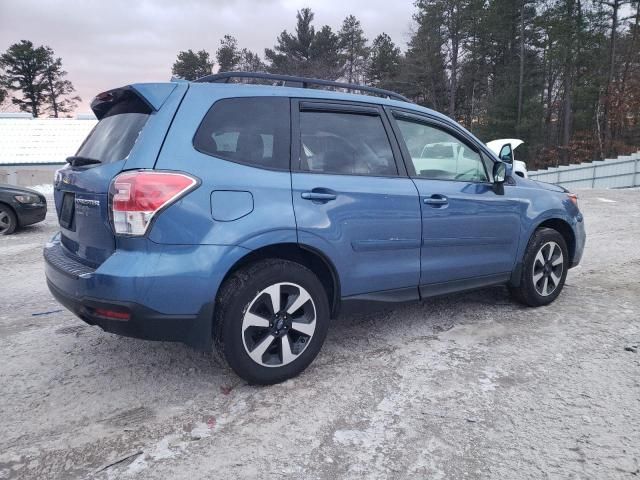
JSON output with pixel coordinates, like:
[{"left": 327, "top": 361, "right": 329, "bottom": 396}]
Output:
[
  {"left": 0, "top": 205, "right": 17, "bottom": 235},
  {"left": 214, "top": 259, "right": 330, "bottom": 385},
  {"left": 510, "top": 227, "right": 569, "bottom": 307}
]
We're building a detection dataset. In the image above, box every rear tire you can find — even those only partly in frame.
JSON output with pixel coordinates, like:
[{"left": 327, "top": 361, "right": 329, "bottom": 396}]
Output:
[
  {"left": 213, "top": 259, "right": 330, "bottom": 385},
  {"left": 510, "top": 227, "right": 569, "bottom": 307},
  {"left": 0, "top": 204, "right": 17, "bottom": 235}
]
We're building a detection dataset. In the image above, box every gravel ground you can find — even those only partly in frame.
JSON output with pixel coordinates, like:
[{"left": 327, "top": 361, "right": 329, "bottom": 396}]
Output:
[{"left": 0, "top": 189, "right": 639, "bottom": 480}]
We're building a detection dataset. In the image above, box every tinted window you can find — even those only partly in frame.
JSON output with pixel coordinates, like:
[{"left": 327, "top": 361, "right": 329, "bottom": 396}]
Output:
[
  {"left": 299, "top": 111, "right": 397, "bottom": 176},
  {"left": 76, "top": 93, "right": 150, "bottom": 165},
  {"left": 396, "top": 118, "right": 488, "bottom": 182},
  {"left": 194, "top": 97, "right": 290, "bottom": 170}
]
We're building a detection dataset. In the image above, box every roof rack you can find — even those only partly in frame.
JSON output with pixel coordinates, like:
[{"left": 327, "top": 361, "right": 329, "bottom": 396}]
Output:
[{"left": 194, "top": 71, "right": 411, "bottom": 103}]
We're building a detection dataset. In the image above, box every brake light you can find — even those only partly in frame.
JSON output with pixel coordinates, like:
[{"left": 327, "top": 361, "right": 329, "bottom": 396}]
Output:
[
  {"left": 110, "top": 170, "right": 197, "bottom": 235},
  {"left": 566, "top": 193, "right": 579, "bottom": 208},
  {"left": 93, "top": 308, "right": 131, "bottom": 321}
]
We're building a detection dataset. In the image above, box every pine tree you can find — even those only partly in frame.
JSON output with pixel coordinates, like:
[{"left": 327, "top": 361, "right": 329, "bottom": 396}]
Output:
[
  {"left": 216, "top": 35, "right": 241, "bottom": 72},
  {"left": 0, "top": 40, "right": 49, "bottom": 117},
  {"left": 402, "top": 8, "right": 449, "bottom": 110},
  {"left": 237, "top": 49, "right": 266, "bottom": 72},
  {"left": 265, "top": 8, "right": 316, "bottom": 75},
  {"left": 367, "top": 33, "right": 401, "bottom": 90},
  {"left": 171, "top": 49, "right": 213, "bottom": 80},
  {"left": 338, "top": 15, "right": 369, "bottom": 84},
  {"left": 310, "top": 25, "right": 342, "bottom": 80},
  {"left": 265, "top": 8, "right": 342, "bottom": 79},
  {"left": 42, "top": 47, "right": 80, "bottom": 117}
]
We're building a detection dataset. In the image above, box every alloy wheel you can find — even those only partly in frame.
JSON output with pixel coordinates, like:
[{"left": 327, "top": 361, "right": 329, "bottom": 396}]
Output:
[
  {"left": 241, "top": 282, "right": 316, "bottom": 367},
  {"left": 532, "top": 241, "right": 564, "bottom": 297}
]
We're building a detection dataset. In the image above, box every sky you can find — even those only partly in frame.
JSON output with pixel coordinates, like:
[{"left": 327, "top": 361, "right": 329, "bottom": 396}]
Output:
[{"left": 0, "top": 0, "right": 417, "bottom": 114}]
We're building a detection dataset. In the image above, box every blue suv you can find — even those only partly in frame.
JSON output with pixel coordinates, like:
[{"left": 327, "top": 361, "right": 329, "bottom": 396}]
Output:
[{"left": 44, "top": 72, "right": 585, "bottom": 384}]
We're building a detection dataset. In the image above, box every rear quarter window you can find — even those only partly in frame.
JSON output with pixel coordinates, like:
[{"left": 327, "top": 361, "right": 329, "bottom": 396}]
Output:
[{"left": 193, "top": 97, "right": 290, "bottom": 170}]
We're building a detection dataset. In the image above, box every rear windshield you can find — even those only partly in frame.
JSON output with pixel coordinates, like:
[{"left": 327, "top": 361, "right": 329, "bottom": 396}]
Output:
[{"left": 76, "top": 92, "right": 151, "bottom": 165}]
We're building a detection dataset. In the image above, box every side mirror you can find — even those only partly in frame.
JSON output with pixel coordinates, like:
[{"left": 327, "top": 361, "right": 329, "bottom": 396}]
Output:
[
  {"left": 498, "top": 143, "right": 513, "bottom": 163},
  {"left": 493, "top": 162, "right": 507, "bottom": 195},
  {"left": 493, "top": 162, "right": 507, "bottom": 183}
]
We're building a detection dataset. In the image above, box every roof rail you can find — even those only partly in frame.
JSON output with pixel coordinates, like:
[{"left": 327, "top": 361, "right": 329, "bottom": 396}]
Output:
[{"left": 194, "top": 71, "right": 411, "bottom": 103}]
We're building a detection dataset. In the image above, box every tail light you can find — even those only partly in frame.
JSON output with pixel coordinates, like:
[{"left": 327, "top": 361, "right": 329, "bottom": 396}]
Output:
[{"left": 109, "top": 170, "right": 197, "bottom": 236}]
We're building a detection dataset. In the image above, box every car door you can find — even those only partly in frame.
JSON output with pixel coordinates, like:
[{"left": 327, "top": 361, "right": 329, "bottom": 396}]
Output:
[
  {"left": 291, "top": 100, "right": 422, "bottom": 299},
  {"left": 387, "top": 109, "right": 522, "bottom": 294}
]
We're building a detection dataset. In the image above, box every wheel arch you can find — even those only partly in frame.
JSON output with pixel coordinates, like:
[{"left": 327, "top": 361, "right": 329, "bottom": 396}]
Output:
[
  {"left": 218, "top": 243, "right": 341, "bottom": 318},
  {"left": 534, "top": 217, "right": 576, "bottom": 263}
]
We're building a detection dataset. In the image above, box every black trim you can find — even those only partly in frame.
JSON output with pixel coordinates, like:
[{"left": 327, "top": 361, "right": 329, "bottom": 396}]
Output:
[
  {"left": 509, "top": 262, "right": 523, "bottom": 286},
  {"left": 340, "top": 287, "right": 420, "bottom": 315},
  {"left": 46, "top": 279, "right": 213, "bottom": 351},
  {"left": 194, "top": 71, "right": 411, "bottom": 103},
  {"left": 419, "top": 272, "right": 511, "bottom": 298},
  {"left": 299, "top": 101, "right": 379, "bottom": 115},
  {"left": 44, "top": 241, "right": 96, "bottom": 278}
]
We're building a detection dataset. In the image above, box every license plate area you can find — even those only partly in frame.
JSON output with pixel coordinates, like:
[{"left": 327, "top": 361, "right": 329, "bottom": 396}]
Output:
[{"left": 59, "top": 192, "right": 75, "bottom": 230}]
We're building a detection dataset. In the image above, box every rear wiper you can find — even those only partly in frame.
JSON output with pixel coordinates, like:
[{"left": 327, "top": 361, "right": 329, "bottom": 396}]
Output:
[{"left": 66, "top": 156, "right": 102, "bottom": 167}]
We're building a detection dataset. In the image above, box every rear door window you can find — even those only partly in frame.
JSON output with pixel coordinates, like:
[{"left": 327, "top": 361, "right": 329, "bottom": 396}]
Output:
[
  {"left": 77, "top": 91, "right": 151, "bottom": 165},
  {"left": 193, "top": 97, "right": 290, "bottom": 170},
  {"left": 297, "top": 109, "right": 397, "bottom": 176}
]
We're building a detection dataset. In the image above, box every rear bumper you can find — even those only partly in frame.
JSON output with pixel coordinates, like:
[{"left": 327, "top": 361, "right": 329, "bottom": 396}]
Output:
[
  {"left": 16, "top": 202, "right": 47, "bottom": 226},
  {"left": 46, "top": 279, "right": 205, "bottom": 345},
  {"left": 44, "top": 234, "right": 249, "bottom": 350}
]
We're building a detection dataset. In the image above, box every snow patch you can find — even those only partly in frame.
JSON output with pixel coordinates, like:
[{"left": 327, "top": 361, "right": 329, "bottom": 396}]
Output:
[{"left": 30, "top": 184, "right": 54, "bottom": 195}]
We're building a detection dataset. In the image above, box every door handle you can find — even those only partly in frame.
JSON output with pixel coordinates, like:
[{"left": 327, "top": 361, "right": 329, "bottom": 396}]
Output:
[
  {"left": 301, "top": 190, "right": 337, "bottom": 202},
  {"left": 424, "top": 194, "right": 448, "bottom": 206}
]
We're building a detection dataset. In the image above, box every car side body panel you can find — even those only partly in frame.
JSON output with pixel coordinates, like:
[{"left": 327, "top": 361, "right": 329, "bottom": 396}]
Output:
[{"left": 43, "top": 81, "right": 586, "bottom": 353}]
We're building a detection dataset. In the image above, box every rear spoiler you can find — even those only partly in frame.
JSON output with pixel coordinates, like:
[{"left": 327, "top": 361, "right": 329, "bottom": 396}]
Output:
[{"left": 90, "top": 83, "right": 178, "bottom": 120}]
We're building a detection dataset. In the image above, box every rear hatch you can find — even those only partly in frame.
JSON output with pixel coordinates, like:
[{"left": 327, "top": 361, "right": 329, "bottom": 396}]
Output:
[{"left": 54, "top": 83, "right": 186, "bottom": 266}]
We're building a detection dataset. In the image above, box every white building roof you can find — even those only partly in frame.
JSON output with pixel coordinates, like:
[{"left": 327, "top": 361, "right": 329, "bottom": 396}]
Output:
[{"left": 0, "top": 117, "right": 97, "bottom": 165}]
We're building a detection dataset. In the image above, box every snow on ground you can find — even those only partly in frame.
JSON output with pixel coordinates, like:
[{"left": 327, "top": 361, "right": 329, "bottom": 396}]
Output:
[
  {"left": 0, "top": 189, "right": 639, "bottom": 479},
  {"left": 30, "top": 184, "right": 54, "bottom": 195}
]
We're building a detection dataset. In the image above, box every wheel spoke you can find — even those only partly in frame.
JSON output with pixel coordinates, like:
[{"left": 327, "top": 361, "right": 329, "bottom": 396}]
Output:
[
  {"left": 286, "top": 289, "right": 311, "bottom": 315},
  {"left": 291, "top": 320, "right": 315, "bottom": 336},
  {"left": 264, "top": 284, "right": 281, "bottom": 314},
  {"left": 542, "top": 277, "right": 549, "bottom": 296},
  {"left": 281, "top": 335, "right": 296, "bottom": 364},
  {"left": 533, "top": 271, "right": 544, "bottom": 283},
  {"left": 546, "top": 243, "right": 557, "bottom": 261},
  {"left": 534, "top": 250, "right": 545, "bottom": 267},
  {"left": 552, "top": 255, "right": 563, "bottom": 266},
  {"left": 243, "top": 312, "right": 270, "bottom": 329},
  {"left": 549, "top": 271, "right": 561, "bottom": 287},
  {"left": 249, "top": 334, "right": 275, "bottom": 363}
]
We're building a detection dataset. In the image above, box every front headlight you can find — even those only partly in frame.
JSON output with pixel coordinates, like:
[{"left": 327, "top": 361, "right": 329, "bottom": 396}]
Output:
[{"left": 14, "top": 194, "right": 41, "bottom": 204}]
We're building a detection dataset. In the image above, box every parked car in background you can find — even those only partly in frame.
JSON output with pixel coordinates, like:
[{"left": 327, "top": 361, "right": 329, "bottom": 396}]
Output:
[
  {"left": 486, "top": 138, "right": 528, "bottom": 178},
  {"left": 44, "top": 73, "right": 585, "bottom": 385},
  {"left": 0, "top": 184, "right": 47, "bottom": 235}
]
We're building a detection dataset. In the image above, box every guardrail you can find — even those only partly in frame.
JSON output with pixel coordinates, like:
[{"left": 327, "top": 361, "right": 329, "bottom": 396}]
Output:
[{"left": 527, "top": 151, "right": 640, "bottom": 188}]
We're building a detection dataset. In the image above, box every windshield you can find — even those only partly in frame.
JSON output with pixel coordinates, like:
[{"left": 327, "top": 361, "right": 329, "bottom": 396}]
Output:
[{"left": 76, "top": 92, "right": 150, "bottom": 165}]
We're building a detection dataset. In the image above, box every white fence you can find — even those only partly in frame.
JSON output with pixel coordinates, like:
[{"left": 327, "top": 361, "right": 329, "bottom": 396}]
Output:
[{"left": 528, "top": 151, "right": 640, "bottom": 189}]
